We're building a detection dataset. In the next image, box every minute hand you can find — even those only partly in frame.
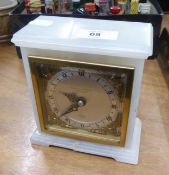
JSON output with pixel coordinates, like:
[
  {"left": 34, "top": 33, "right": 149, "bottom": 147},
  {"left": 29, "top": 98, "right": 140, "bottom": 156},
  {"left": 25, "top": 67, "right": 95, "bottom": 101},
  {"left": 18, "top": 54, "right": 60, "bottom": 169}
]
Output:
[{"left": 60, "top": 92, "right": 78, "bottom": 103}]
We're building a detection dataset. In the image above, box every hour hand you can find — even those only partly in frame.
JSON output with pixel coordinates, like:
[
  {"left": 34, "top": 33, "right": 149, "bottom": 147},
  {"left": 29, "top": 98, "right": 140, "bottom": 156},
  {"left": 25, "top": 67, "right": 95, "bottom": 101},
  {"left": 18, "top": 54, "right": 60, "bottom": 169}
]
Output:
[{"left": 58, "top": 104, "right": 78, "bottom": 117}]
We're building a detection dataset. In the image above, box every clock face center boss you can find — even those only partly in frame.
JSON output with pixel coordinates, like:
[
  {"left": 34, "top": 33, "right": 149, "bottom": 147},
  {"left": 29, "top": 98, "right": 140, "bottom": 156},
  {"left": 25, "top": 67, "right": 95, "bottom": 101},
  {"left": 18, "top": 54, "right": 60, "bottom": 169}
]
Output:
[{"left": 29, "top": 56, "right": 134, "bottom": 146}]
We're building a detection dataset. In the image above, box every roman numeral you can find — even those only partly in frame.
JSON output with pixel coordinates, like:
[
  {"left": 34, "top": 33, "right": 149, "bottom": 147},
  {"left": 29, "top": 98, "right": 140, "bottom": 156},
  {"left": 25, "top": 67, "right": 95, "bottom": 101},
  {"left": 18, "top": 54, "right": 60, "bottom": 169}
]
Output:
[
  {"left": 106, "top": 90, "right": 113, "bottom": 94},
  {"left": 112, "top": 105, "right": 117, "bottom": 109},
  {"left": 78, "top": 70, "right": 85, "bottom": 76},
  {"left": 81, "top": 124, "right": 85, "bottom": 128},
  {"left": 62, "top": 72, "right": 67, "bottom": 78},
  {"left": 48, "top": 95, "right": 54, "bottom": 99},
  {"left": 106, "top": 116, "right": 112, "bottom": 121}
]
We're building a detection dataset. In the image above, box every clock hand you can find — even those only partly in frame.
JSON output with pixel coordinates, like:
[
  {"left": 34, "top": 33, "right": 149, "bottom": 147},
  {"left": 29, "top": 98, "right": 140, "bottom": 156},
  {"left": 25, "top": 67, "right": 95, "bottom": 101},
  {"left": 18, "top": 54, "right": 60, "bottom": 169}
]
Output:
[
  {"left": 60, "top": 92, "right": 78, "bottom": 103},
  {"left": 61, "top": 92, "right": 87, "bottom": 107},
  {"left": 58, "top": 92, "right": 87, "bottom": 117},
  {"left": 58, "top": 104, "right": 78, "bottom": 117}
]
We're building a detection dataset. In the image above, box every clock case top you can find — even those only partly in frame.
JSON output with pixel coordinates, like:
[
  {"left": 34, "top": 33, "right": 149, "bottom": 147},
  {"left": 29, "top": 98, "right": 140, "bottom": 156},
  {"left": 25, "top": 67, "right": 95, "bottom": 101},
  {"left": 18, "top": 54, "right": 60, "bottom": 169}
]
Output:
[{"left": 12, "top": 16, "right": 153, "bottom": 60}]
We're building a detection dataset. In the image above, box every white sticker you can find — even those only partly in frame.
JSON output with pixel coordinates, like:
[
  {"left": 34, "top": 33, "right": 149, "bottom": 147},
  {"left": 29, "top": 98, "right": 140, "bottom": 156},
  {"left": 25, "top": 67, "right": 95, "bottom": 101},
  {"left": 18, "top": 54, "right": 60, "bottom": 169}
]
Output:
[
  {"left": 29, "top": 19, "right": 53, "bottom": 27},
  {"left": 76, "top": 30, "right": 119, "bottom": 40}
]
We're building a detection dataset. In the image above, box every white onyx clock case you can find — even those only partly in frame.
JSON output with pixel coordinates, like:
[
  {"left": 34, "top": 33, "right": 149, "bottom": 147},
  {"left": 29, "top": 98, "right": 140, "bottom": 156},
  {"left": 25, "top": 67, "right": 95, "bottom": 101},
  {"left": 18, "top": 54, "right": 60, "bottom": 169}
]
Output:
[{"left": 12, "top": 16, "right": 153, "bottom": 164}]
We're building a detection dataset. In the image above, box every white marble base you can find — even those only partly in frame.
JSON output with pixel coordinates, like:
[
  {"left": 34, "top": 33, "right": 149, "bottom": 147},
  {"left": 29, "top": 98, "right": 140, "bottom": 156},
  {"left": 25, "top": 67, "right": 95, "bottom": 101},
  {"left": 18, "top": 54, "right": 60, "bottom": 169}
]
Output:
[{"left": 31, "top": 118, "right": 141, "bottom": 165}]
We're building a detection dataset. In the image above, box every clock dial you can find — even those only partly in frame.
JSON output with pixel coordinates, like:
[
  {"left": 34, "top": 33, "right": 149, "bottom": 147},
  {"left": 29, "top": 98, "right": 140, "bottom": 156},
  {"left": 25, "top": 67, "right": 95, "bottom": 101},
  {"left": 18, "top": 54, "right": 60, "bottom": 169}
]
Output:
[
  {"left": 29, "top": 56, "right": 134, "bottom": 146},
  {"left": 46, "top": 68, "right": 120, "bottom": 131}
]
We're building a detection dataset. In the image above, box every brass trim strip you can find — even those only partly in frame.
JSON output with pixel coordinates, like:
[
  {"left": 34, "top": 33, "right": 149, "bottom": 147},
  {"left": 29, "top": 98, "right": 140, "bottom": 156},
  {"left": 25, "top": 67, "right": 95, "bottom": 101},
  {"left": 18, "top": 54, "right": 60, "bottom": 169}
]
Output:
[{"left": 29, "top": 55, "right": 135, "bottom": 70}]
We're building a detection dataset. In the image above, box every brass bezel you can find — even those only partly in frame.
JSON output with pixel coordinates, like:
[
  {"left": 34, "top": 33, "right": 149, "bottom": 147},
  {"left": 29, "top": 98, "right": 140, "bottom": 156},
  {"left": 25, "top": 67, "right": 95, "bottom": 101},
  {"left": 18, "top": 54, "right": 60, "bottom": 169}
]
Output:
[{"left": 29, "top": 56, "right": 135, "bottom": 147}]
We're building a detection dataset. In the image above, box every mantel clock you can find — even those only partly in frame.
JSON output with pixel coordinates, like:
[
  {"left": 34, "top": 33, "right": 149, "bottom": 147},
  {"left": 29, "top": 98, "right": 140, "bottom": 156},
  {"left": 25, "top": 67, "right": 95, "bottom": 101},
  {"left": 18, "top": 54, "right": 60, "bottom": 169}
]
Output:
[{"left": 12, "top": 16, "right": 153, "bottom": 164}]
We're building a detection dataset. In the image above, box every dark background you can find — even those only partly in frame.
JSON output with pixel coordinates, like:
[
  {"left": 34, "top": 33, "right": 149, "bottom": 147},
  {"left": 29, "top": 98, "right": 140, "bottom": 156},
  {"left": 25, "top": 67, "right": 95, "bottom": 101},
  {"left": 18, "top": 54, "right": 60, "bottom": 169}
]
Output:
[{"left": 157, "top": 0, "right": 169, "bottom": 12}]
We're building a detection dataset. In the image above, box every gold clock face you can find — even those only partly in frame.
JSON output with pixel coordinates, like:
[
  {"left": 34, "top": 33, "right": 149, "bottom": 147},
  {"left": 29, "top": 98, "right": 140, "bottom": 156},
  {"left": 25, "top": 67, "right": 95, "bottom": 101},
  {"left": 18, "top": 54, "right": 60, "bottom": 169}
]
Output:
[
  {"left": 47, "top": 68, "right": 120, "bottom": 130},
  {"left": 29, "top": 56, "right": 134, "bottom": 146}
]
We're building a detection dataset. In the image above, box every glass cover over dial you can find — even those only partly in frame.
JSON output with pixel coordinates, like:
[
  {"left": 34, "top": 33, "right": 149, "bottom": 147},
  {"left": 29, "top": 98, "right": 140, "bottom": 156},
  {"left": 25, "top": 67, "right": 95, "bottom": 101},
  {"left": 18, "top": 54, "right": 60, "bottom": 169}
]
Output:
[{"left": 29, "top": 57, "right": 134, "bottom": 146}]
